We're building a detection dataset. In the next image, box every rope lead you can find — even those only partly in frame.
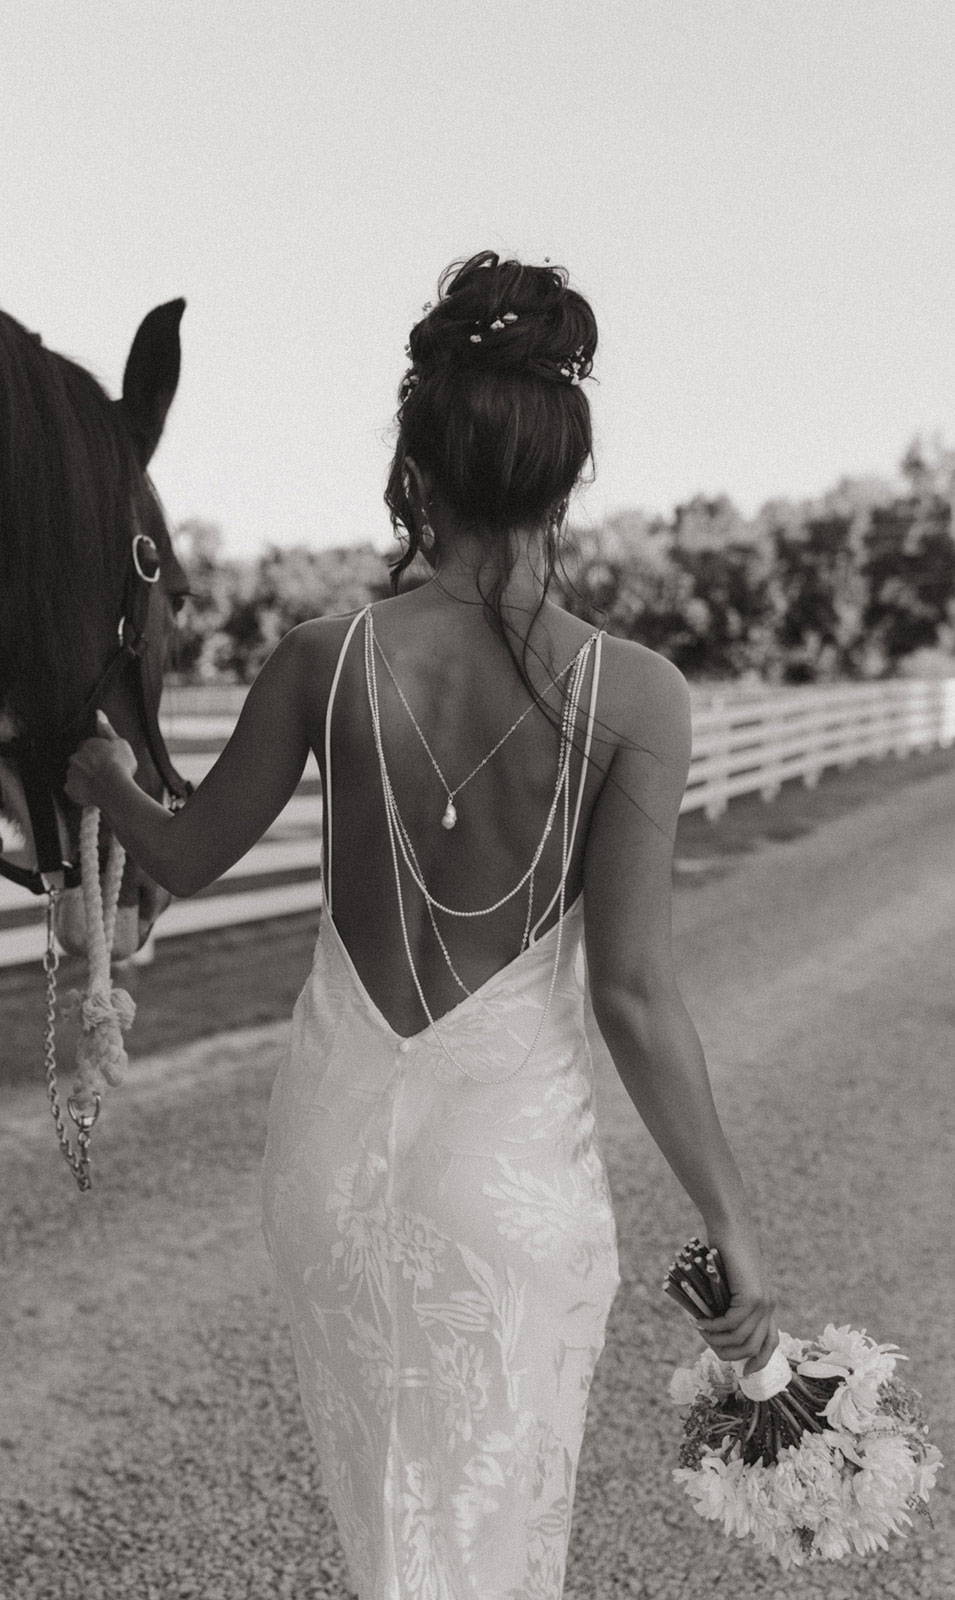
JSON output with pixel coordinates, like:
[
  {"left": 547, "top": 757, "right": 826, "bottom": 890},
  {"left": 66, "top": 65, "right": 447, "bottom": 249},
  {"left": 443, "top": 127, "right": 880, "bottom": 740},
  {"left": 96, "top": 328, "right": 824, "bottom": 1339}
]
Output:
[{"left": 48, "top": 807, "right": 136, "bottom": 1185}]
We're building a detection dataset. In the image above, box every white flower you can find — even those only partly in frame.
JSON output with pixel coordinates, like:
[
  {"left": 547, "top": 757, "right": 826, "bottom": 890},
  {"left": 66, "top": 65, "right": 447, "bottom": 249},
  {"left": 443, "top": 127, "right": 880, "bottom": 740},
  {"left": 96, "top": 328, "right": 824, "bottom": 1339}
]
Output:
[
  {"left": 776, "top": 1329, "right": 810, "bottom": 1364},
  {"left": 798, "top": 1323, "right": 903, "bottom": 1388},
  {"left": 819, "top": 1426, "right": 865, "bottom": 1467},
  {"left": 814, "top": 1520, "right": 853, "bottom": 1560},
  {"left": 854, "top": 1432, "right": 918, "bottom": 1512},
  {"left": 823, "top": 1369, "right": 883, "bottom": 1433},
  {"left": 674, "top": 1452, "right": 746, "bottom": 1528},
  {"left": 700, "top": 1345, "right": 738, "bottom": 1393},
  {"left": 668, "top": 1345, "right": 736, "bottom": 1405},
  {"left": 669, "top": 1364, "right": 704, "bottom": 1404},
  {"left": 913, "top": 1444, "right": 944, "bottom": 1503},
  {"left": 788, "top": 1431, "right": 846, "bottom": 1498}
]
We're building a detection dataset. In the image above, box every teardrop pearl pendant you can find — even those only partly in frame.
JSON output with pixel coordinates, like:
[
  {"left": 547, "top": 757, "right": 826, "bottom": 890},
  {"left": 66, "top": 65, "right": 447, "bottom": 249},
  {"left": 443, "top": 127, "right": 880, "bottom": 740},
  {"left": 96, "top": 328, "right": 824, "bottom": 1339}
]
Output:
[{"left": 441, "top": 798, "right": 457, "bottom": 830}]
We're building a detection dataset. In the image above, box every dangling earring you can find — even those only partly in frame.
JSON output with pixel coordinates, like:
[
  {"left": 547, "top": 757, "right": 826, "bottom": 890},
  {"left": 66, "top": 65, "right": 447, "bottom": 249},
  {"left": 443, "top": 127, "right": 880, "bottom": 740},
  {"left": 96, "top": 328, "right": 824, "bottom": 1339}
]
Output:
[
  {"left": 549, "top": 498, "right": 568, "bottom": 535},
  {"left": 402, "top": 466, "right": 434, "bottom": 557},
  {"left": 419, "top": 509, "right": 436, "bottom": 559}
]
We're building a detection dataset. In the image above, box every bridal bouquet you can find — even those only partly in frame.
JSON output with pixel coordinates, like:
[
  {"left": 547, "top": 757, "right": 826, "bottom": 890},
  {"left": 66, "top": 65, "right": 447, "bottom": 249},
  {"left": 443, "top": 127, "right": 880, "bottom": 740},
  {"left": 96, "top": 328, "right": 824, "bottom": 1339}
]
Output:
[{"left": 663, "top": 1237, "right": 944, "bottom": 1568}]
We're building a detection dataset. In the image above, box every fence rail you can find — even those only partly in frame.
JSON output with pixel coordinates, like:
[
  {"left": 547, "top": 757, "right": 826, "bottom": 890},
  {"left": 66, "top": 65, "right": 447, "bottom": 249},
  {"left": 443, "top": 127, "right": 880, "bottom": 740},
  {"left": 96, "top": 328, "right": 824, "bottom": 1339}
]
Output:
[{"left": 1, "top": 677, "right": 953, "bottom": 968}]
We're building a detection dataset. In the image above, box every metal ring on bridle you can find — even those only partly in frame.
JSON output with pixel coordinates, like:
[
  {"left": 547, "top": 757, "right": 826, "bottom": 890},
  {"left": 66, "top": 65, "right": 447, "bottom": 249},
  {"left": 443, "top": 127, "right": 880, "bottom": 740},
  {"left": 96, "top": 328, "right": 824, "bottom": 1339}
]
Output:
[
  {"left": 132, "top": 532, "right": 161, "bottom": 583},
  {"left": 67, "top": 1091, "right": 102, "bottom": 1131}
]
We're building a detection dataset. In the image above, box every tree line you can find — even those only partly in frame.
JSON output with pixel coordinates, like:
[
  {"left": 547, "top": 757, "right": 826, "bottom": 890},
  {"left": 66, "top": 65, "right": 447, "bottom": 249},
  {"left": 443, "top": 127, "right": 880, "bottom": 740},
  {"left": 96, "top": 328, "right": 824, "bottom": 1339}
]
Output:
[{"left": 167, "top": 437, "right": 955, "bottom": 686}]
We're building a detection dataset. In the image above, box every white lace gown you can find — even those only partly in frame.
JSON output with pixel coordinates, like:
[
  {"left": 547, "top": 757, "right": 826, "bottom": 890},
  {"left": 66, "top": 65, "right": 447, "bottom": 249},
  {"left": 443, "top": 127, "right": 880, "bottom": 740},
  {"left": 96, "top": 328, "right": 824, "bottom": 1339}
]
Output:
[{"left": 260, "top": 613, "right": 622, "bottom": 1600}]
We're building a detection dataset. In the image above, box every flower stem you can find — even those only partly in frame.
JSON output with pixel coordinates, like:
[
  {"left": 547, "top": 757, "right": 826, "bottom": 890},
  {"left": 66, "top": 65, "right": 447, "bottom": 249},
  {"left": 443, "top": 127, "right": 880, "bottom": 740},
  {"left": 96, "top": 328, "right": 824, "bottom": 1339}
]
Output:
[
  {"left": 775, "top": 1390, "right": 825, "bottom": 1435},
  {"left": 664, "top": 1280, "right": 708, "bottom": 1320}
]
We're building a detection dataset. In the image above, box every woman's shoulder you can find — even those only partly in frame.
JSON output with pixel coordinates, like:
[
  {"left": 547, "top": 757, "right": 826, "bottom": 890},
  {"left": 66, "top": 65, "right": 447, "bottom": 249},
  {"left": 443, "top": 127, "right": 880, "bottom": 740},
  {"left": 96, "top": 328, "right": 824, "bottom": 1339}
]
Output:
[
  {"left": 599, "top": 627, "right": 684, "bottom": 678},
  {"left": 279, "top": 609, "right": 371, "bottom": 743},
  {"left": 286, "top": 606, "right": 369, "bottom": 667},
  {"left": 594, "top": 629, "right": 691, "bottom": 743}
]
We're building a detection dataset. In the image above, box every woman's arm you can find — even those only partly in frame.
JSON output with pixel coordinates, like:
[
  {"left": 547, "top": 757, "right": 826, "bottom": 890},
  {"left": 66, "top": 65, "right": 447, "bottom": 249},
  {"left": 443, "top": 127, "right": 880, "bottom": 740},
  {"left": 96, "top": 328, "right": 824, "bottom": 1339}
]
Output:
[
  {"left": 66, "top": 622, "right": 316, "bottom": 898},
  {"left": 584, "top": 644, "right": 778, "bottom": 1373}
]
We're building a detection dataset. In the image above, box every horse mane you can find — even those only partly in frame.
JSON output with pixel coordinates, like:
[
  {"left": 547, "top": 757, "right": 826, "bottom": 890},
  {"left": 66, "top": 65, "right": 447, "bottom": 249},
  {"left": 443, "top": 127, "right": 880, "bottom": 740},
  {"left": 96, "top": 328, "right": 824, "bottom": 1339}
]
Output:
[{"left": 0, "top": 308, "right": 169, "bottom": 742}]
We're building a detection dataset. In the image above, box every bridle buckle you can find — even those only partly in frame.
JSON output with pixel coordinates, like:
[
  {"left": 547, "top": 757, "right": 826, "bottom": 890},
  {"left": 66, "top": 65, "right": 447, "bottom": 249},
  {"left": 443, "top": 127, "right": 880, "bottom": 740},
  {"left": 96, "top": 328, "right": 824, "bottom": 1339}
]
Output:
[{"left": 132, "top": 532, "right": 161, "bottom": 584}]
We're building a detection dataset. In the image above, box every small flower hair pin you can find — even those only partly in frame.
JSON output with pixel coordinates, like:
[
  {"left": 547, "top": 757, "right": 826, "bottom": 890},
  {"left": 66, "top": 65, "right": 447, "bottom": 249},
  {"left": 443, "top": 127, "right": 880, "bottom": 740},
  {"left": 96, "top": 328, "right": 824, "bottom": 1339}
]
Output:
[
  {"left": 559, "top": 343, "right": 588, "bottom": 384},
  {"left": 398, "top": 369, "right": 420, "bottom": 401},
  {"left": 471, "top": 310, "right": 519, "bottom": 342}
]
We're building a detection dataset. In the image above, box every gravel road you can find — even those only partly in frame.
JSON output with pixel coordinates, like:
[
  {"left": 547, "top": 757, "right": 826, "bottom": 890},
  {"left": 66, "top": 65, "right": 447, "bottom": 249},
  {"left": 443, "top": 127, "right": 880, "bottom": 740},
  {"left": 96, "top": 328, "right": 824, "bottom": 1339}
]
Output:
[{"left": 1, "top": 765, "right": 953, "bottom": 1599}]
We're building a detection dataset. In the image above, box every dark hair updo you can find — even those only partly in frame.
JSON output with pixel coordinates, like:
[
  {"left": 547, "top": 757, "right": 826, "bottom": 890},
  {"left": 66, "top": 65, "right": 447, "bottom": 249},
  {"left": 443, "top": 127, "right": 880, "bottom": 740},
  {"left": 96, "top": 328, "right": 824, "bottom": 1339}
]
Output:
[{"left": 384, "top": 250, "right": 598, "bottom": 594}]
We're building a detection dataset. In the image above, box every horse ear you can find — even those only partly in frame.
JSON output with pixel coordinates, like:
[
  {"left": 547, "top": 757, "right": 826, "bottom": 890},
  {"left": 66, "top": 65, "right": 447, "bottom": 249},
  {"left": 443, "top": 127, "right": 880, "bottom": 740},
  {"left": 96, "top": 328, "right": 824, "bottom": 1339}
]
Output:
[{"left": 118, "top": 298, "right": 186, "bottom": 466}]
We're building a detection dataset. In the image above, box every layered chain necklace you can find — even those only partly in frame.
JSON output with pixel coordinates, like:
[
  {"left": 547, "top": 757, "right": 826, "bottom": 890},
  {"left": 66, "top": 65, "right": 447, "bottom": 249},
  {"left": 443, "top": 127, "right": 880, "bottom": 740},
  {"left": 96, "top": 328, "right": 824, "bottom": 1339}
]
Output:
[
  {"left": 363, "top": 608, "right": 598, "bottom": 1080},
  {"left": 372, "top": 628, "right": 587, "bottom": 832}
]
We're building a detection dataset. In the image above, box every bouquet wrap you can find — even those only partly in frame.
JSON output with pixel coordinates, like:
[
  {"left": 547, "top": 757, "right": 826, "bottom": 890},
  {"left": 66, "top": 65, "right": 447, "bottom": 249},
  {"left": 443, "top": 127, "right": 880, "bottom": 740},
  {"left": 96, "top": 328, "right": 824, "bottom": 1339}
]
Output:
[{"left": 730, "top": 1342, "right": 792, "bottom": 1402}]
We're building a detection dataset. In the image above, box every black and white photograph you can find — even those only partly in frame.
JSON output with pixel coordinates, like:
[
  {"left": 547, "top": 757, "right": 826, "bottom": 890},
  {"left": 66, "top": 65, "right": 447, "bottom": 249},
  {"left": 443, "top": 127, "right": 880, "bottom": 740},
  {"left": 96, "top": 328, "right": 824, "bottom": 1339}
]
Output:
[{"left": 1, "top": 3, "right": 952, "bottom": 1596}]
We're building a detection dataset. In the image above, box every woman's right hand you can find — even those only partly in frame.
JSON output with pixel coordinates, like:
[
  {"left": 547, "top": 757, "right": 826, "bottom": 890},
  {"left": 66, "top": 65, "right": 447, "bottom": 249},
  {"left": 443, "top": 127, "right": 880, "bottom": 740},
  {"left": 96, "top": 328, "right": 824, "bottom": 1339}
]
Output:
[{"left": 697, "top": 1226, "right": 779, "bottom": 1378}]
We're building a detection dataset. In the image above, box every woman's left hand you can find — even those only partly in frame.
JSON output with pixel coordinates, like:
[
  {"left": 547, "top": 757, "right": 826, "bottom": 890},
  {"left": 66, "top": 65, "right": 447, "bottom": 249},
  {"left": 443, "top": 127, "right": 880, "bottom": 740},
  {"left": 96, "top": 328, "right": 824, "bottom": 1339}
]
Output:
[{"left": 65, "top": 711, "right": 138, "bottom": 808}]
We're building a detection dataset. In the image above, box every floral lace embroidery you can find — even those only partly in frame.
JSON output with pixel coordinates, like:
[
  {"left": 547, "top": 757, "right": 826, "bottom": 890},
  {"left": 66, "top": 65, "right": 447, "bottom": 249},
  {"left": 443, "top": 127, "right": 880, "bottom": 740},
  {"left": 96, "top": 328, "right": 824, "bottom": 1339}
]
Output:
[{"left": 261, "top": 898, "right": 621, "bottom": 1599}]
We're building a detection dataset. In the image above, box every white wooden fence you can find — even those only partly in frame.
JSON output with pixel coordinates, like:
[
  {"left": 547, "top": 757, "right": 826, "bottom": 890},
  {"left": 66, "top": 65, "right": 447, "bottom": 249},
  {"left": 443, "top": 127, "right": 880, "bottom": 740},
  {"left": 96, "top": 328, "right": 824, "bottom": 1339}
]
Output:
[
  {"left": 1, "top": 676, "right": 953, "bottom": 968},
  {"left": 686, "top": 677, "right": 955, "bottom": 818}
]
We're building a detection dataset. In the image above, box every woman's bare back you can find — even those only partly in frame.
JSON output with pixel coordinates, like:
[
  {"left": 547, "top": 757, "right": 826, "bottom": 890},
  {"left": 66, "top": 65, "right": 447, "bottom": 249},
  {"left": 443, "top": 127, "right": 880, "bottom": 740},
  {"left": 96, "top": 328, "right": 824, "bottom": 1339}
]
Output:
[{"left": 300, "top": 589, "right": 633, "bottom": 1037}]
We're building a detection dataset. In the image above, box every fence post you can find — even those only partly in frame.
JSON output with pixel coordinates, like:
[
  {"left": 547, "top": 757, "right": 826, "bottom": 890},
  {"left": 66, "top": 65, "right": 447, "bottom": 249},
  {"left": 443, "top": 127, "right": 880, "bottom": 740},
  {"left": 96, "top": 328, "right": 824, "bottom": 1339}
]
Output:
[{"left": 941, "top": 678, "right": 955, "bottom": 746}]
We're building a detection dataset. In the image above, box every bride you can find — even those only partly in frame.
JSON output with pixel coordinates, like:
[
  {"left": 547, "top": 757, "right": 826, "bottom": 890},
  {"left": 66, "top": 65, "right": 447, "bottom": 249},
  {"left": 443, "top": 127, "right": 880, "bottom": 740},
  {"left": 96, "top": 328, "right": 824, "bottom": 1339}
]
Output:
[{"left": 67, "top": 249, "right": 778, "bottom": 1599}]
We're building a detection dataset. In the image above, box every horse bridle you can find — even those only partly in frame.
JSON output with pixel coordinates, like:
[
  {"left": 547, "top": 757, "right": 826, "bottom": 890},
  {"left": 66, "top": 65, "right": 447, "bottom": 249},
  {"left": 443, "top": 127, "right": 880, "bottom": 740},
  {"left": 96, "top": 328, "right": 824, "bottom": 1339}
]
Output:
[{"left": 0, "top": 529, "right": 193, "bottom": 896}]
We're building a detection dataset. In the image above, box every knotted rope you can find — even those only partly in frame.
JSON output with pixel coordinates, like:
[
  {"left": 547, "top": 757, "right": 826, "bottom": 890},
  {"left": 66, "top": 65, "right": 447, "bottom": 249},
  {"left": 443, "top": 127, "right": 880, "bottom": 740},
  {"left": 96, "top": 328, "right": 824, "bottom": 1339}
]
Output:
[{"left": 60, "top": 806, "right": 136, "bottom": 1110}]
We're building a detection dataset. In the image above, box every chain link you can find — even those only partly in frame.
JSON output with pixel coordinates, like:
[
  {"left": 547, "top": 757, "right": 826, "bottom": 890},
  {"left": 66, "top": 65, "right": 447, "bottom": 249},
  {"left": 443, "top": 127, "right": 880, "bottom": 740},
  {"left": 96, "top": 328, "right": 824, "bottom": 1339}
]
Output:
[{"left": 42, "top": 889, "right": 99, "bottom": 1192}]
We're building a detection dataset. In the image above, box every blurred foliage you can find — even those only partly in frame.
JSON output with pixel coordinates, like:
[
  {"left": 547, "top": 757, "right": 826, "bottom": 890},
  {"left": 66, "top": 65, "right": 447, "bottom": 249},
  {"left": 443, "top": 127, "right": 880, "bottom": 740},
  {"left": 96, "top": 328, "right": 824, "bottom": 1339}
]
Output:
[
  {"left": 167, "top": 436, "right": 955, "bottom": 685},
  {"left": 168, "top": 525, "right": 397, "bottom": 682}
]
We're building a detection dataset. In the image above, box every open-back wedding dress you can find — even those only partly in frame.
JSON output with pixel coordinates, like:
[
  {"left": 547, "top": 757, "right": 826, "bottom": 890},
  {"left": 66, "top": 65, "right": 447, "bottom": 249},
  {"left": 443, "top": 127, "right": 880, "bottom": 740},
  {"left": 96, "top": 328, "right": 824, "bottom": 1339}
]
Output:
[{"left": 261, "top": 604, "right": 622, "bottom": 1600}]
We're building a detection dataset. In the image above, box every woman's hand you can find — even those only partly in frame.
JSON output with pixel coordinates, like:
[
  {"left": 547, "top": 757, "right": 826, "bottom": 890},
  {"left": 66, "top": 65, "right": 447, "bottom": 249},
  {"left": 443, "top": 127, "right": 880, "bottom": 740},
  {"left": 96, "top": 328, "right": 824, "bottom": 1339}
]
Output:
[
  {"left": 697, "top": 1226, "right": 779, "bottom": 1378},
  {"left": 65, "top": 711, "right": 138, "bottom": 809}
]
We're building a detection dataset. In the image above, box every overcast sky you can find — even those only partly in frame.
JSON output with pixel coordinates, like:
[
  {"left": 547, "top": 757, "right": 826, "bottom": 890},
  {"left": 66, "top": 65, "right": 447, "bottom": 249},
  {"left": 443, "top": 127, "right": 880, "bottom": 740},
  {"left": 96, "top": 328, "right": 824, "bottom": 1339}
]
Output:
[{"left": 4, "top": 0, "right": 953, "bottom": 560}]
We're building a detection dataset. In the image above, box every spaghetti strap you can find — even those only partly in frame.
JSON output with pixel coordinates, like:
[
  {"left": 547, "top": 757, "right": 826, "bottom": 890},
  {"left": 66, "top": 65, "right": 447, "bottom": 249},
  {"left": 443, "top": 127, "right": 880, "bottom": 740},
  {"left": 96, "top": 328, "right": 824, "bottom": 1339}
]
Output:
[
  {"left": 528, "top": 628, "right": 604, "bottom": 944},
  {"left": 322, "top": 606, "right": 370, "bottom": 914}
]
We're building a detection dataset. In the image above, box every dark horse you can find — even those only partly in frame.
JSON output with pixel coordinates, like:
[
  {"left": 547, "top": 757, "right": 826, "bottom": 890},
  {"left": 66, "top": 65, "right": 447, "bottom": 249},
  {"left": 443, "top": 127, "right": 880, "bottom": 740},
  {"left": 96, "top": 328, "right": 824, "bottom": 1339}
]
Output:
[{"left": 0, "top": 300, "right": 191, "bottom": 959}]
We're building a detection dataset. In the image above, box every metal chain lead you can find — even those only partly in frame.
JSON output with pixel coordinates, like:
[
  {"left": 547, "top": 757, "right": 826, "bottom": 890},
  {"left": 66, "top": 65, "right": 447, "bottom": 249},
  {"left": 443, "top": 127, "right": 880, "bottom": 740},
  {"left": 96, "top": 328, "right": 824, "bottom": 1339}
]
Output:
[{"left": 42, "top": 888, "right": 100, "bottom": 1192}]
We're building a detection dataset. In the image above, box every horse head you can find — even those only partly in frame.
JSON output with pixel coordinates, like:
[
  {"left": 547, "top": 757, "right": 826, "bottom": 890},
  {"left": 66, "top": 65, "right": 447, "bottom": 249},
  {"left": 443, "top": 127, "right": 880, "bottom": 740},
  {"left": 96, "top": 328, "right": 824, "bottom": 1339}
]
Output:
[{"left": 0, "top": 300, "right": 191, "bottom": 958}]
